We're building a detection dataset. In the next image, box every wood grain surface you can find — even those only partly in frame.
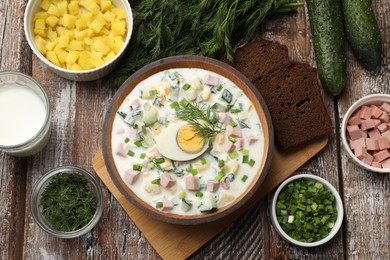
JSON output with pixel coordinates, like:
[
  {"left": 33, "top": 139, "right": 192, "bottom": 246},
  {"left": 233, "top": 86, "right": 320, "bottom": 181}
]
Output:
[{"left": 0, "top": 0, "right": 389, "bottom": 259}]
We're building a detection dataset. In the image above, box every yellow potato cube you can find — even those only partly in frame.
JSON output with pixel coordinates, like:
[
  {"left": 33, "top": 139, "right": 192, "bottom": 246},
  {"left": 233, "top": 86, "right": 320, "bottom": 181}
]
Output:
[
  {"left": 65, "top": 50, "right": 80, "bottom": 65},
  {"left": 101, "top": 0, "right": 112, "bottom": 12},
  {"left": 46, "top": 16, "right": 59, "bottom": 28},
  {"left": 57, "top": 1, "right": 68, "bottom": 16},
  {"left": 57, "top": 50, "right": 68, "bottom": 64},
  {"left": 34, "top": 28, "right": 46, "bottom": 37},
  {"left": 112, "top": 8, "right": 126, "bottom": 20},
  {"left": 111, "top": 20, "right": 126, "bottom": 36},
  {"left": 80, "top": 12, "right": 94, "bottom": 24},
  {"left": 46, "top": 41, "right": 57, "bottom": 51},
  {"left": 46, "top": 51, "right": 61, "bottom": 66},
  {"left": 34, "top": 12, "right": 48, "bottom": 20},
  {"left": 113, "top": 38, "right": 124, "bottom": 53},
  {"left": 92, "top": 39, "right": 110, "bottom": 54},
  {"left": 79, "top": 51, "right": 91, "bottom": 61},
  {"left": 86, "top": 28, "right": 95, "bottom": 38},
  {"left": 103, "top": 11, "right": 115, "bottom": 23},
  {"left": 102, "top": 35, "right": 115, "bottom": 49},
  {"left": 84, "top": 37, "right": 93, "bottom": 46},
  {"left": 99, "top": 27, "right": 110, "bottom": 36},
  {"left": 47, "top": 4, "right": 60, "bottom": 17},
  {"left": 62, "top": 14, "right": 77, "bottom": 29},
  {"left": 103, "top": 51, "right": 116, "bottom": 63},
  {"left": 93, "top": 0, "right": 101, "bottom": 4},
  {"left": 69, "top": 40, "right": 84, "bottom": 51},
  {"left": 86, "top": 2, "right": 100, "bottom": 15},
  {"left": 79, "top": 0, "right": 92, "bottom": 9},
  {"left": 35, "top": 18, "right": 46, "bottom": 30},
  {"left": 89, "top": 16, "right": 106, "bottom": 33},
  {"left": 46, "top": 28, "right": 58, "bottom": 42},
  {"left": 34, "top": 36, "right": 47, "bottom": 54},
  {"left": 40, "top": 0, "right": 51, "bottom": 11},
  {"left": 57, "top": 35, "right": 70, "bottom": 48},
  {"left": 89, "top": 56, "right": 104, "bottom": 68},
  {"left": 68, "top": 1, "right": 79, "bottom": 16},
  {"left": 75, "top": 30, "right": 88, "bottom": 40},
  {"left": 71, "top": 63, "right": 83, "bottom": 70},
  {"left": 75, "top": 18, "right": 87, "bottom": 30},
  {"left": 78, "top": 56, "right": 94, "bottom": 70},
  {"left": 91, "top": 51, "right": 103, "bottom": 60}
]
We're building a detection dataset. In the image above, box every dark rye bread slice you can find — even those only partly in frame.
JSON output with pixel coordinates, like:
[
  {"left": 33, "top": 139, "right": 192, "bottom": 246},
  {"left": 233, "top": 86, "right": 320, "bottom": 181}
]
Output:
[
  {"left": 253, "top": 62, "right": 332, "bottom": 150},
  {"left": 227, "top": 40, "right": 290, "bottom": 82}
]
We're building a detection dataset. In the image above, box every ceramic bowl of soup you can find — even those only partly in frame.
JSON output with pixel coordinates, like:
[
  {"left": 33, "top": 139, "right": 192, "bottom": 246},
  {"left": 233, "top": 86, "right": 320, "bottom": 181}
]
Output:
[{"left": 102, "top": 55, "right": 274, "bottom": 224}]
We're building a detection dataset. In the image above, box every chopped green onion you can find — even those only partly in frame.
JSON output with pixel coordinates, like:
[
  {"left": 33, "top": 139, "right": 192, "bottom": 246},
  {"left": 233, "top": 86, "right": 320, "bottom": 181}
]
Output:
[
  {"left": 149, "top": 89, "right": 158, "bottom": 96},
  {"left": 242, "top": 149, "right": 249, "bottom": 156},
  {"left": 127, "top": 150, "right": 135, "bottom": 157},
  {"left": 133, "top": 164, "right": 142, "bottom": 171},
  {"left": 170, "top": 101, "right": 179, "bottom": 109},
  {"left": 217, "top": 85, "right": 223, "bottom": 91},
  {"left": 151, "top": 178, "right": 160, "bottom": 184},
  {"left": 156, "top": 201, "right": 163, "bottom": 208},
  {"left": 149, "top": 162, "right": 155, "bottom": 169},
  {"left": 242, "top": 155, "right": 249, "bottom": 163},
  {"left": 228, "top": 136, "right": 236, "bottom": 143},
  {"left": 195, "top": 191, "right": 203, "bottom": 197},
  {"left": 215, "top": 171, "right": 226, "bottom": 182},
  {"left": 241, "top": 175, "right": 248, "bottom": 182},
  {"left": 182, "top": 83, "right": 191, "bottom": 91},
  {"left": 218, "top": 159, "right": 224, "bottom": 168},
  {"left": 178, "top": 192, "right": 186, "bottom": 199},
  {"left": 179, "top": 98, "right": 189, "bottom": 107},
  {"left": 231, "top": 108, "right": 241, "bottom": 113},
  {"left": 187, "top": 164, "right": 198, "bottom": 175},
  {"left": 155, "top": 158, "right": 165, "bottom": 164},
  {"left": 124, "top": 137, "right": 130, "bottom": 143},
  {"left": 141, "top": 125, "right": 147, "bottom": 134},
  {"left": 248, "top": 159, "right": 255, "bottom": 167},
  {"left": 140, "top": 153, "right": 146, "bottom": 159},
  {"left": 132, "top": 124, "right": 138, "bottom": 129},
  {"left": 200, "top": 158, "right": 207, "bottom": 165},
  {"left": 229, "top": 150, "right": 239, "bottom": 159},
  {"left": 229, "top": 120, "right": 238, "bottom": 127},
  {"left": 134, "top": 140, "right": 143, "bottom": 147}
]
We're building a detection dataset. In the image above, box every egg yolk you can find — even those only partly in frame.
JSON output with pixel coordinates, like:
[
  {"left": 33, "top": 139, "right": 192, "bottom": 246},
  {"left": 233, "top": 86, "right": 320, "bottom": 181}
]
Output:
[{"left": 176, "top": 125, "right": 205, "bottom": 154}]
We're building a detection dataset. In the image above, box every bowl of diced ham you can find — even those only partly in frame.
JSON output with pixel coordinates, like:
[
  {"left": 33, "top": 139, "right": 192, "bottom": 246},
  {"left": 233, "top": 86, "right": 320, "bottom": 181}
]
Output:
[
  {"left": 342, "top": 94, "right": 390, "bottom": 173},
  {"left": 102, "top": 55, "right": 274, "bottom": 224}
]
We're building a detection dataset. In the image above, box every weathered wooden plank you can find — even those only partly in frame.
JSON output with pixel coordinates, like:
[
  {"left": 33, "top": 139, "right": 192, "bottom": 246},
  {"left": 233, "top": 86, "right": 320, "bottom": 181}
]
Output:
[
  {"left": 338, "top": 1, "right": 390, "bottom": 259},
  {"left": 0, "top": 0, "right": 31, "bottom": 259}
]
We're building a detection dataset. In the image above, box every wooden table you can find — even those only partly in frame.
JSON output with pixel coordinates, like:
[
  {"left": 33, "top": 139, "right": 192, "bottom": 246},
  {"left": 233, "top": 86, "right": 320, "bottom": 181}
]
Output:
[{"left": 1, "top": 1, "right": 389, "bottom": 259}]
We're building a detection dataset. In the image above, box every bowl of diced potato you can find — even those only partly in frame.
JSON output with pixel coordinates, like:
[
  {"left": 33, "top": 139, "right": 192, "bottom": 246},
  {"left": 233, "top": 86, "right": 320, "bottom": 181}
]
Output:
[{"left": 24, "top": 0, "right": 133, "bottom": 81}]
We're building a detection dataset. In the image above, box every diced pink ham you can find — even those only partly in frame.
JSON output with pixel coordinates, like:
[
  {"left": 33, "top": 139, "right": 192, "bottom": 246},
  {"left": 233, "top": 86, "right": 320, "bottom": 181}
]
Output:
[
  {"left": 374, "top": 119, "right": 382, "bottom": 127},
  {"left": 148, "top": 145, "right": 162, "bottom": 158},
  {"left": 247, "top": 136, "right": 259, "bottom": 145},
  {"left": 204, "top": 74, "right": 219, "bottom": 86},
  {"left": 184, "top": 174, "right": 200, "bottom": 190},
  {"left": 224, "top": 140, "right": 235, "bottom": 153},
  {"left": 372, "top": 161, "right": 382, "bottom": 168},
  {"left": 360, "top": 130, "right": 368, "bottom": 138},
  {"left": 382, "top": 130, "right": 390, "bottom": 141},
  {"left": 382, "top": 158, "right": 390, "bottom": 168},
  {"left": 379, "top": 112, "right": 389, "bottom": 123},
  {"left": 124, "top": 126, "right": 138, "bottom": 140},
  {"left": 359, "top": 106, "right": 372, "bottom": 119},
  {"left": 380, "top": 102, "right": 390, "bottom": 113},
  {"left": 160, "top": 172, "right": 176, "bottom": 188},
  {"left": 354, "top": 146, "right": 367, "bottom": 160},
  {"left": 207, "top": 180, "right": 220, "bottom": 192},
  {"left": 234, "top": 138, "right": 244, "bottom": 151},
  {"left": 368, "top": 129, "right": 381, "bottom": 139},
  {"left": 131, "top": 98, "right": 142, "bottom": 109},
  {"left": 374, "top": 150, "right": 390, "bottom": 162},
  {"left": 114, "top": 143, "right": 127, "bottom": 157},
  {"left": 348, "top": 114, "right": 361, "bottom": 125},
  {"left": 377, "top": 136, "right": 390, "bottom": 150},
  {"left": 161, "top": 196, "right": 173, "bottom": 211},
  {"left": 123, "top": 169, "right": 140, "bottom": 185},
  {"left": 371, "top": 105, "right": 383, "bottom": 119},
  {"left": 378, "top": 123, "right": 389, "bottom": 133},
  {"left": 366, "top": 138, "right": 379, "bottom": 151},
  {"left": 360, "top": 119, "right": 375, "bottom": 131},
  {"left": 226, "top": 125, "right": 242, "bottom": 138},
  {"left": 362, "top": 153, "right": 374, "bottom": 165},
  {"left": 219, "top": 113, "right": 232, "bottom": 125},
  {"left": 349, "top": 137, "right": 366, "bottom": 150},
  {"left": 220, "top": 176, "right": 230, "bottom": 190},
  {"left": 347, "top": 125, "right": 363, "bottom": 140}
]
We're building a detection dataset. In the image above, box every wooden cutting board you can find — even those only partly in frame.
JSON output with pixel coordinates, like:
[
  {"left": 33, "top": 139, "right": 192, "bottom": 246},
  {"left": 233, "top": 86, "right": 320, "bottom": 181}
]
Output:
[{"left": 92, "top": 137, "right": 328, "bottom": 260}]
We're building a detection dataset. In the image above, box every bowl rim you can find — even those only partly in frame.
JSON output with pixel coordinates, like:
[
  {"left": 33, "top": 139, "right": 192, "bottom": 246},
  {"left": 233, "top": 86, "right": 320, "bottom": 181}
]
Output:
[
  {"left": 102, "top": 55, "right": 274, "bottom": 225},
  {"left": 23, "top": 0, "right": 133, "bottom": 75},
  {"left": 341, "top": 94, "right": 390, "bottom": 173},
  {"left": 30, "top": 165, "right": 104, "bottom": 239},
  {"left": 270, "top": 174, "right": 344, "bottom": 247}
]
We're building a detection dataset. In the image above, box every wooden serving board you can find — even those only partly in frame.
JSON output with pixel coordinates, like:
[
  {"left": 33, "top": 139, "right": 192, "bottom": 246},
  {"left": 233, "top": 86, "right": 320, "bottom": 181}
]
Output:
[{"left": 92, "top": 137, "right": 328, "bottom": 260}]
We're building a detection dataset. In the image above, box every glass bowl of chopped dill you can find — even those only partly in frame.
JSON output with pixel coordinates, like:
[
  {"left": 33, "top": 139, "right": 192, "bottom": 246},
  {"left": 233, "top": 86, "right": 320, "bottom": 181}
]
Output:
[
  {"left": 30, "top": 166, "right": 104, "bottom": 239},
  {"left": 270, "top": 174, "right": 344, "bottom": 247}
]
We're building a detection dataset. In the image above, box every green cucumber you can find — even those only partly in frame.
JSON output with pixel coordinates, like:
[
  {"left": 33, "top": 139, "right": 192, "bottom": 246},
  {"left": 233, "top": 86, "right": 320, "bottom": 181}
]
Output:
[
  {"left": 306, "top": 0, "right": 347, "bottom": 96},
  {"left": 341, "top": 0, "right": 382, "bottom": 71}
]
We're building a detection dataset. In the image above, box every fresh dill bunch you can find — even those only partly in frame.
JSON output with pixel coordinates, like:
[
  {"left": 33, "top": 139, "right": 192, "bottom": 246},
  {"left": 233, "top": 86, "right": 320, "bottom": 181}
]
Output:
[
  {"left": 174, "top": 102, "right": 224, "bottom": 139},
  {"left": 104, "top": 0, "right": 303, "bottom": 88}
]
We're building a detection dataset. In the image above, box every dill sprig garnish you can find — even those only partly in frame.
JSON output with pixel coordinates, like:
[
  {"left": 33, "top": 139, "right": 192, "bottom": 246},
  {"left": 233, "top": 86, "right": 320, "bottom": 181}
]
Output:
[
  {"left": 174, "top": 102, "right": 224, "bottom": 139},
  {"left": 104, "top": 0, "right": 303, "bottom": 88}
]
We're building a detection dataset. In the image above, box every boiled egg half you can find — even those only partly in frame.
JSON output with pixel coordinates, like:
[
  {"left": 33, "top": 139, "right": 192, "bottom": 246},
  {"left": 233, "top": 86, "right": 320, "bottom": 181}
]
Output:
[{"left": 155, "top": 121, "right": 208, "bottom": 161}]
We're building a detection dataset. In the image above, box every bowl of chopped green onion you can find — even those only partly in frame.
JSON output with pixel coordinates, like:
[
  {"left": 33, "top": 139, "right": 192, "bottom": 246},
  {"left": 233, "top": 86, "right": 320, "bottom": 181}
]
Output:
[
  {"left": 271, "top": 174, "right": 344, "bottom": 247},
  {"left": 30, "top": 166, "right": 104, "bottom": 239}
]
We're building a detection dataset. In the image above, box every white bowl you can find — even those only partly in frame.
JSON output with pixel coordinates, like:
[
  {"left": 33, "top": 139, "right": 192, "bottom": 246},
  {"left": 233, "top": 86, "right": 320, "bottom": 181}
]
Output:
[
  {"left": 23, "top": 0, "right": 133, "bottom": 81},
  {"left": 341, "top": 94, "right": 390, "bottom": 173},
  {"left": 270, "top": 174, "right": 344, "bottom": 247}
]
